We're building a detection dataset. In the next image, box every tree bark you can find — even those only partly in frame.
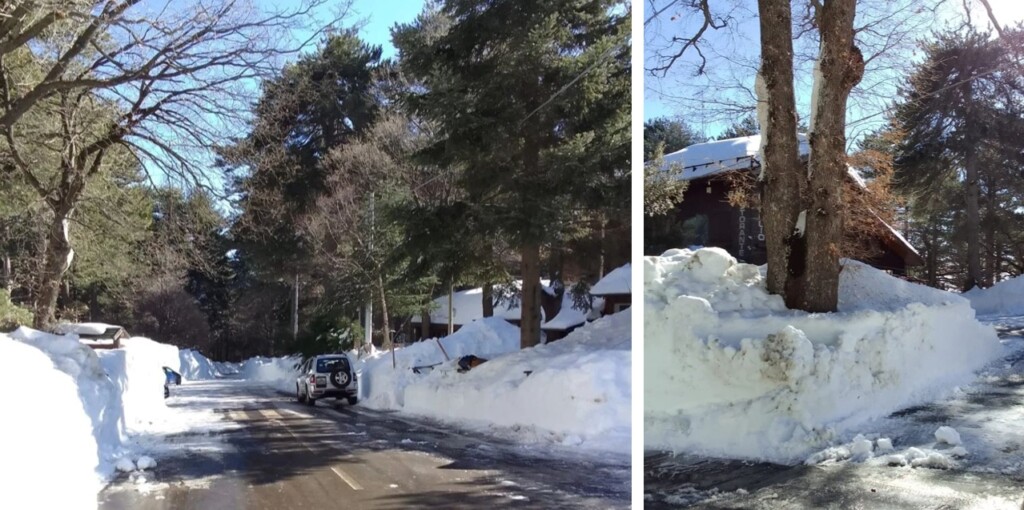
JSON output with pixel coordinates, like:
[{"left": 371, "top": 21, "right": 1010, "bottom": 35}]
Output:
[
  {"left": 447, "top": 281, "right": 454, "bottom": 336},
  {"left": 33, "top": 208, "right": 74, "bottom": 330},
  {"left": 519, "top": 242, "right": 541, "bottom": 349},
  {"left": 482, "top": 283, "right": 494, "bottom": 317},
  {"left": 292, "top": 272, "right": 299, "bottom": 345},
  {"left": 377, "top": 274, "right": 393, "bottom": 367},
  {"left": 984, "top": 185, "right": 997, "bottom": 287},
  {"left": 756, "top": 0, "right": 803, "bottom": 297},
  {"left": 2, "top": 254, "right": 11, "bottom": 292},
  {"left": 795, "top": 0, "right": 862, "bottom": 312},
  {"left": 964, "top": 145, "right": 981, "bottom": 291}
]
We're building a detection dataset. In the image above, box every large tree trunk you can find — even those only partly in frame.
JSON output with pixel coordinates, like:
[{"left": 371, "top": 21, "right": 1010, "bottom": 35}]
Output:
[
  {"left": 482, "top": 283, "right": 494, "bottom": 318},
  {"left": 519, "top": 243, "right": 541, "bottom": 349},
  {"left": 377, "top": 274, "right": 393, "bottom": 368},
  {"left": 420, "top": 308, "right": 430, "bottom": 339},
  {"left": 2, "top": 254, "right": 11, "bottom": 292},
  {"left": 794, "top": 0, "right": 862, "bottom": 312},
  {"left": 291, "top": 272, "right": 299, "bottom": 351},
  {"left": 447, "top": 281, "right": 454, "bottom": 336},
  {"left": 964, "top": 143, "right": 982, "bottom": 291},
  {"left": 756, "top": 0, "right": 803, "bottom": 297},
  {"left": 33, "top": 208, "right": 74, "bottom": 330},
  {"left": 984, "top": 185, "right": 997, "bottom": 287}
]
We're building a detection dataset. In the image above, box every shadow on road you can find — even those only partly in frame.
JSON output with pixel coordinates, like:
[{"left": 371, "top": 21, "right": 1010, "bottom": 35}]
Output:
[{"left": 100, "top": 381, "right": 628, "bottom": 509}]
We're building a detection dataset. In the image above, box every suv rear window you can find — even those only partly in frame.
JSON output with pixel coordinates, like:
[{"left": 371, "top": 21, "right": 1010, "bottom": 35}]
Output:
[{"left": 316, "top": 357, "right": 349, "bottom": 373}]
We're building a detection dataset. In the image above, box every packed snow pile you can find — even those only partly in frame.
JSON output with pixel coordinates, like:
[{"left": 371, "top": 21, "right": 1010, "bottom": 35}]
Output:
[
  {"left": 240, "top": 355, "right": 301, "bottom": 393},
  {"left": 0, "top": 334, "right": 108, "bottom": 510},
  {"left": 964, "top": 275, "right": 1024, "bottom": 316},
  {"left": 360, "top": 313, "right": 631, "bottom": 453},
  {"left": 214, "top": 361, "right": 240, "bottom": 375},
  {"left": 97, "top": 336, "right": 179, "bottom": 433},
  {"left": 359, "top": 317, "right": 521, "bottom": 409},
  {"left": 645, "top": 247, "right": 1002, "bottom": 463},
  {"left": 406, "top": 311, "right": 630, "bottom": 452},
  {"left": 7, "top": 327, "right": 126, "bottom": 463},
  {"left": 179, "top": 349, "right": 220, "bottom": 380}
]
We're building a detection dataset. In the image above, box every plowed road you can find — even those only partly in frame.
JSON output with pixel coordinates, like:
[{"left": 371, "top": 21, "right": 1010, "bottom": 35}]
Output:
[{"left": 98, "top": 379, "right": 629, "bottom": 509}]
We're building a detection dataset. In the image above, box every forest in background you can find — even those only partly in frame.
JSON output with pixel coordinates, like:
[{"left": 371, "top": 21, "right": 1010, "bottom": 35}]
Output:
[{"left": 0, "top": 0, "right": 630, "bottom": 360}]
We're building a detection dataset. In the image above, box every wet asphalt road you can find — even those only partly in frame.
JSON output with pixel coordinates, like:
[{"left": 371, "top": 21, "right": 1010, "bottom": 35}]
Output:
[{"left": 98, "top": 379, "right": 629, "bottom": 509}]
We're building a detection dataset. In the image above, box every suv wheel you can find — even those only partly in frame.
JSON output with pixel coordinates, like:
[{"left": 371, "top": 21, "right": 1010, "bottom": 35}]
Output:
[
  {"left": 305, "top": 387, "right": 316, "bottom": 406},
  {"left": 330, "top": 370, "right": 350, "bottom": 388},
  {"left": 296, "top": 384, "right": 306, "bottom": 403},
  {"left": 346, "top": 396, "right": 358, "bottom": 406}
]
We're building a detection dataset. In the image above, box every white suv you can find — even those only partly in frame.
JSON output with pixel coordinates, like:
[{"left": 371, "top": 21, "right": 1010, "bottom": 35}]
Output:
[{"left": 296, "top": 354, "right": 358, "bottom": 406}]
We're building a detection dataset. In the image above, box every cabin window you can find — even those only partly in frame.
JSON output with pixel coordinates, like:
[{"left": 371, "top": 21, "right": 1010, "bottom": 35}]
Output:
[{"left": 680, "top": 214, "right": 709, "bottom": 248}]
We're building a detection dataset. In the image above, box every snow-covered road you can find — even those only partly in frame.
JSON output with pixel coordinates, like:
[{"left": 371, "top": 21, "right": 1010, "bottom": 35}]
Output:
[
  {"left": 645, "top": 316, "right": 1024, "bottom": 509},
  {"left": 98, "top": 378, "right": 630, "bottom": 509}
]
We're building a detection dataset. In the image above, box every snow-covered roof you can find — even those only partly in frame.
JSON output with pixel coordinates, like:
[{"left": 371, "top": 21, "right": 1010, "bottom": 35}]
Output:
[
  {"left": 591, "top": 264, "right": 631, "bottom": 296},
  {"left": 660, "top": 133, "right": 865, "bottom": 186},
  {"left": 660, "top": 134, "right": 810, "bottom": 181},
  {"left": 411, "top": 281, "right": 550, "bottom": 325},
  {"left": 55, "top": 322, "right": 122, "bottom": 336},
  {"left": 542, "top": 293, "right": 589, "bottom": 331}
]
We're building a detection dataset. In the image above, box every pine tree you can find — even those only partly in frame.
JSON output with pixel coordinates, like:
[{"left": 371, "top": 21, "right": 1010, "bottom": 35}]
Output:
[
  {"left": 893, "top": 28, "right": 1024, "bottom": 290},
  {"left": 394, "top": 0, "right": 628, "bottom": 348}
]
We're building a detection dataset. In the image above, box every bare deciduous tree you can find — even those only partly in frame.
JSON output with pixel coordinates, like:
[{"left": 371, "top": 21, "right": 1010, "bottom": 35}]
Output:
[{"left": 0, "top": 0, "right": 344, "bottom": 329}]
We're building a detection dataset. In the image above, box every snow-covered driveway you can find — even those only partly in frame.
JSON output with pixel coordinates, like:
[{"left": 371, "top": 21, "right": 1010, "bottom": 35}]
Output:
[
  {"left": 645, "top": 316, "right": 1024, "bottom": 509},
  {"left": 99, "top": 377, "right": 630, "bottom": 509}
]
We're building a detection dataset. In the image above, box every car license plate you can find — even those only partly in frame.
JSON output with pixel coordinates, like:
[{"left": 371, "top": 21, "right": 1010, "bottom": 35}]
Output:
[{"left": 316, "top": 376, "right": 326, "bottom": 385}]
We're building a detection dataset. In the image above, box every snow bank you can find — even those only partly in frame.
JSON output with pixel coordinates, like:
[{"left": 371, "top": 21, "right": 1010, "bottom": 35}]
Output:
[
  {"left": 97, "top": 337, "right": 178, "bottom": 433},
  {"left": 240, "top": 355, "right": 301, "bottom": 393},
  {"left": 645, "top": 248, "right": 1002, "bottom": 463},
  {"left": 0, "top": 335, "right": 104, "bottom": 510},
  {"left": 406, "top": 311, "right": 631, "bottom": 453},
  {"left": 179, "top": 349, "right": 220, "bottom": 380},
  {"left": 964, "top": 275, "right": 1024, "bottom": 316},
  {"left": 359, "top": 318, "right": 521, "bottom": 409},
  {"left": 361, "top": 314, "right": 631, "bottom": 453},
  {"left": 7, "top": 327, "right": 126, "bottom": 460}
]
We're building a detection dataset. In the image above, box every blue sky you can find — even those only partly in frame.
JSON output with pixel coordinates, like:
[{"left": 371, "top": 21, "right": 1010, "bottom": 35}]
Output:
[
  {"left": 349, "top": 0, "right": 424, "bottom": 58},
  {"left": 644, "top": 0, "right": 1024, "bottom": 142}
]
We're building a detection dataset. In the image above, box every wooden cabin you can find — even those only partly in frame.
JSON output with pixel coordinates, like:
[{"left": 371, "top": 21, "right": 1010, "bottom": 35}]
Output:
[{"left": 647, "top": 135, "right": 924, "bottom": 274}]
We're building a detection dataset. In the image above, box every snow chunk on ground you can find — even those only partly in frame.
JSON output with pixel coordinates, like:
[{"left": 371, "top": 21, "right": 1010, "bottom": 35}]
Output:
[
  {"left": 849, "top": 435, "right": 874, "bottom": 458},
  {"left": 645, "top": 248, "right": 1002, "bottom": 463},
  {"left": 179, "top": 349, "right": 220, "bottom": 380},
  {"left": 876, "top": 438, "right": 894, "bottom": 453},
  {"left": 362, "top": 312, "right": 631, "bottom": 454},
  {"left": 0, "top": 335, "right": 103, "bottom": 509},
  {"left": 911, "top": 451, "right": 954, "bottom": 470},
  {"left": 935, "top": 426, "right": 962, "bottom": 446},
  {"left": 115, "top": 457, "right": 136, "bottom": 472},
  {"left": 136, "top": 456, "right": 157, "bottom": 470}
]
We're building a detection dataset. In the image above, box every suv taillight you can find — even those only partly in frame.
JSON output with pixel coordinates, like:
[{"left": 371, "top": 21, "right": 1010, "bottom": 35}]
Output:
[{"left": 309, "top": 375, "right": 316, "bottom": 384}]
